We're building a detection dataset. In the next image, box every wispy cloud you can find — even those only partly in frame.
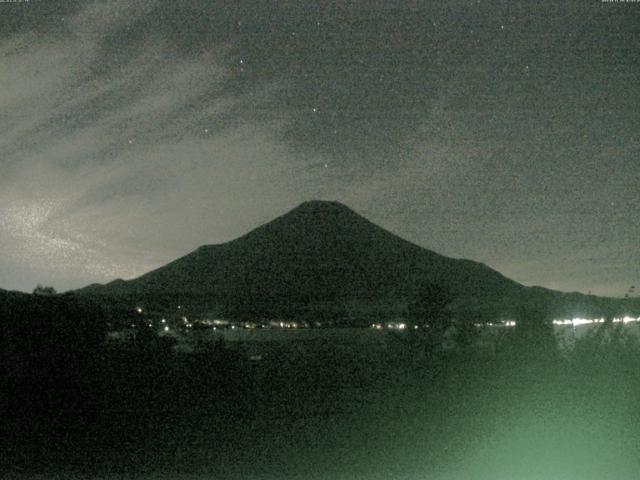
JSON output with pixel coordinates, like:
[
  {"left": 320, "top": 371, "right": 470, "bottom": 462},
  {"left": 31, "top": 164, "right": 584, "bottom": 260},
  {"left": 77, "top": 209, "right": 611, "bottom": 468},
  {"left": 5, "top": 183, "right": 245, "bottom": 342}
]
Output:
[
  {"left": 0, "top": 1, "right": 305, "bottom": 290},
  {"left": 0, "top": 0, "right": 637, "bottom": 295}
]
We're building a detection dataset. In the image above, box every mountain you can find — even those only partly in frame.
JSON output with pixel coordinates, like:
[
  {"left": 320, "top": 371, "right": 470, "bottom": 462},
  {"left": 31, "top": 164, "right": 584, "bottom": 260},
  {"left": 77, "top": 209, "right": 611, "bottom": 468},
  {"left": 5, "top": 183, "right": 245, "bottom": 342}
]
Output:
[{"left": 76, "top": 201, "right": 630, "bottom": 323}]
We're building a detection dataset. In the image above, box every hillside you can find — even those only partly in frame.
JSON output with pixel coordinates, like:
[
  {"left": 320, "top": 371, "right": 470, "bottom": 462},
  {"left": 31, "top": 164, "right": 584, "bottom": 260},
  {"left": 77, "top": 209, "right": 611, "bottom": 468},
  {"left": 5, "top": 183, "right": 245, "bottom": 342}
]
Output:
[{"left": 76, "top": 201, "right": 630, "bottom": 322}]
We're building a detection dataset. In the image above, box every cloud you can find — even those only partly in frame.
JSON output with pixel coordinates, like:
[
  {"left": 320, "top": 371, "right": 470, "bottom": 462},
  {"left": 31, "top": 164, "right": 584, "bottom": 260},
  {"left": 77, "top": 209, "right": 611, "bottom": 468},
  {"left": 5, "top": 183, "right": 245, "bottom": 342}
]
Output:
[
  {"left": 0, "top": 1, "right": 304, "bottom": 290},
  {"left": 0, "top": 0, "right": 637, "bottom": 296}
]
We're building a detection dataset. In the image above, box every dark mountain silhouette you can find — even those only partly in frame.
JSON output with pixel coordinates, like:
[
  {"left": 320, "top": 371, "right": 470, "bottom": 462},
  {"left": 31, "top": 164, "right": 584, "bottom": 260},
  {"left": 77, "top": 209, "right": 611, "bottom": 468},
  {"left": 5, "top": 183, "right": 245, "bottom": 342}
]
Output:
[{"left": 76, "top": 201, "right": 631, "bottom": 322}]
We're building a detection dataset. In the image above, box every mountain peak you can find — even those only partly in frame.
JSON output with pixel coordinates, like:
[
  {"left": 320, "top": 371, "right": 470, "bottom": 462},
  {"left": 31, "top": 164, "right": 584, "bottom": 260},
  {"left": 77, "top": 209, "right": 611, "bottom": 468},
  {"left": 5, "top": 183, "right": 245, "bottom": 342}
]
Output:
[
  {"left": 292, "top": 200, "right": 355, "bottom": 214},
  {"left": 272, "top": 200, "right": 372, "bottom": 233},
  {"left": 73, "top": 200, "right": 618, "bottom": 322},
  {"left": 261, "top": 201, "right": 366, "bottom": 231}
]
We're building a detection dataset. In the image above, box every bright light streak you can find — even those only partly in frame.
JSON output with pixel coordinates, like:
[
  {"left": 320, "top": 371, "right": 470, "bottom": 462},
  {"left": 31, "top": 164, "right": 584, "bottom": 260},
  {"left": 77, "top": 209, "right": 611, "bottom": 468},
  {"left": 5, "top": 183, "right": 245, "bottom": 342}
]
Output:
[
  {"left": 550, "top": 317, "right": 639, "bottom": 326},
  {"left": 572, "top": 318, "right": 591, "bottom": 326},
  {"left": 553, "top": 319, "right": 572, "bottom": 326}
]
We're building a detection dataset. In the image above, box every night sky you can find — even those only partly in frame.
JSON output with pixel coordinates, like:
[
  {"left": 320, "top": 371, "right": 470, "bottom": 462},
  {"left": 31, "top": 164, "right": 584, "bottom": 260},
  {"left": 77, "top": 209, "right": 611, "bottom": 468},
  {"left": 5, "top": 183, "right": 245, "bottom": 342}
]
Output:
[{"left": 0, "top": 0, "right": 638, "bottom": 296}]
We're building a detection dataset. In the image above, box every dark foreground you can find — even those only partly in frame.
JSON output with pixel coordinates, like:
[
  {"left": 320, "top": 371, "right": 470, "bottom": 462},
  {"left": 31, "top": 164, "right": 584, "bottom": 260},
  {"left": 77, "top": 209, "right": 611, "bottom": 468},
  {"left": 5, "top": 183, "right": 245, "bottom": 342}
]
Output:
[{"left": 4, "top": 320, "right": 640, "bottom": 480}]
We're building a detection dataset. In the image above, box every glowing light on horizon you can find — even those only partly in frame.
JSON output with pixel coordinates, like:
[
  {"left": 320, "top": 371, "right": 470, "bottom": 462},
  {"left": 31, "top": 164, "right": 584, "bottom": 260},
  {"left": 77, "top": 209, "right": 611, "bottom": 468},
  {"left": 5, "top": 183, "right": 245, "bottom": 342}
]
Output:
[{"left": 551, "top": 317, "right": 639, "bottom": 327}]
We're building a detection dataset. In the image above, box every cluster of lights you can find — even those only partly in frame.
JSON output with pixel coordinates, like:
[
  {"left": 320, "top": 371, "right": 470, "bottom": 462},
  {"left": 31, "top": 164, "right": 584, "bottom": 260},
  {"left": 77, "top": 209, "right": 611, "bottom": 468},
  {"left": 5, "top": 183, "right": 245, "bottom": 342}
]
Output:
[
  {"left": 370, "top": 317, "right": 640, "bottom": 331},
  {"left": 371, "top": 322, "right": 414, "bottom": 330},
  {"left": 553, "top": 316, "right": 640, "bottom": 326},
  {"left": 128, "top": 300, "right": 639, "bottom": 336},
  {"left": 488, "top": 317, "right": 640, "bottom": 328},
  {"left": 275, "top": 321, "right": 302, "bottom": 329}
]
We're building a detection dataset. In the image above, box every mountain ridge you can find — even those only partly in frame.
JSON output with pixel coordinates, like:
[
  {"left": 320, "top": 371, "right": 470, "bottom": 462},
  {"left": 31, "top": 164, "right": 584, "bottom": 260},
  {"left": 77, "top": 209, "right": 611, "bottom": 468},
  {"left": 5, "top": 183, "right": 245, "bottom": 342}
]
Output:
[{"left": 75, "top": 201, "right": 631, "bottom": 322}]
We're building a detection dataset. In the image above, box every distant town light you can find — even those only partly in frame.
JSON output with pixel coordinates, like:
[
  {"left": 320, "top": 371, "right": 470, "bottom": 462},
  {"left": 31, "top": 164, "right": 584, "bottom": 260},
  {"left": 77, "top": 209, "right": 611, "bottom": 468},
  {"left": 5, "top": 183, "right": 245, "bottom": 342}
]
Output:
[
  {"left": 550, "top": 317, "right": 639, "bottom": 327},
  {"left": 164, "top": 326, "right": 169, "bottom": 332},
  {"left": 572, "top": 318, "right": 592, "bottom": 326}
]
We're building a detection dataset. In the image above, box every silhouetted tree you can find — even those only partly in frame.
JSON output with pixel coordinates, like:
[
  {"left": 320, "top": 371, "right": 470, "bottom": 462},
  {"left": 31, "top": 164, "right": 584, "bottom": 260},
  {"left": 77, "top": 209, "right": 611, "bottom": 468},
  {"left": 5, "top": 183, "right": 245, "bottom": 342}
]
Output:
[
  {"left": 511, "top": 300, "right": 558, "bottom": 361},
  {"left": 450, "top": 296, "right": 494, "bottom": 351},
  {"left": 32, "top": 284, "right": 57, "bottom": 296},
  {"left": 1, "top": 293, "right": 108, "bottom": 435},
  {"left": 408, "top": 283, "right": 453, "bottom": 330},
  {"left": 407, "top": 282, "right": 454, "bottom": 354}
]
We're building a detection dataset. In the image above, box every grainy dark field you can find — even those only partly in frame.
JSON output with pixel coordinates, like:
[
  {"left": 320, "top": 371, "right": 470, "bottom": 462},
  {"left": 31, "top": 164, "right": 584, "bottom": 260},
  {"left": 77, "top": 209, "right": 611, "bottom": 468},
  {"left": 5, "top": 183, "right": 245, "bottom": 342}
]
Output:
[{"left": 4, "top": 325, "right": 640, "bottom": 480}]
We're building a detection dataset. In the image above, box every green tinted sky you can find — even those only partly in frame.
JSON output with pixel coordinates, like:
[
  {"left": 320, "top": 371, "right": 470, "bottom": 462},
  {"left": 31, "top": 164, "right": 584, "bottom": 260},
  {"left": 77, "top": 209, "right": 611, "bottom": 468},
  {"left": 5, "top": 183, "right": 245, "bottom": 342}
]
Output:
[{"left": 0, "top": 0, "right": 638, "bottom": 295}]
